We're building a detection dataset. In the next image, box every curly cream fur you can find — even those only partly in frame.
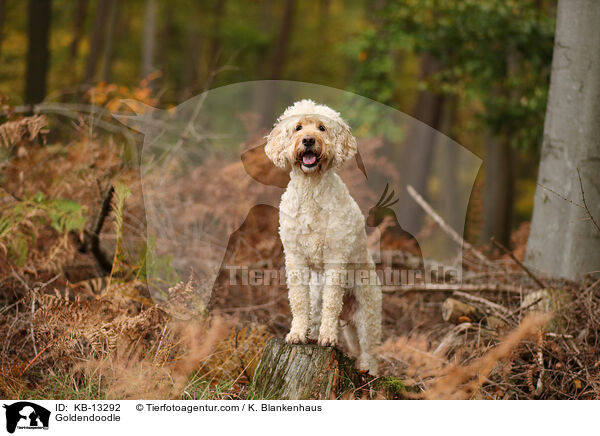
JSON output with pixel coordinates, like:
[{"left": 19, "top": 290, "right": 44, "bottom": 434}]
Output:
[{"left": 265, "top": 99, "right": 382, "bottom": 373}]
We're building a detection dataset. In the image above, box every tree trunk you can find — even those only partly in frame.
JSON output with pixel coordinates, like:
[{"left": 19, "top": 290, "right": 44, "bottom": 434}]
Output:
[
  {"left": 101, "top": 0, "right": 118, "bottom": 82},
  {"left": 0, "top": 0, "right": 6, "bottom": 57},
  {"left": 25, "top": 0, "right": 52, "bottom": 107},
  {"left": 179, "top": 30, "right": 203, "bottom": 100},
  {"left": 398, "top": 54, "right": 445, "bottom": 234},
  {"left": 156, "top": 4, "right": 174, "bottom": 94},
  {"left": 207, "top": 0, "right": 226, "bottom": 80},
  {"left": 83, "top": 0, "right": 110, "bottom": 85},
  {"left": 253, "top": 338, "right": 362, "bottom": 400},
  {"left": 68, "top": 0, "right": 88, "bottom": 63},
  {"left": 481, "top": 133, "right": 514, "bottom": 247},
  {"left": 269, "top": 0, "right": 295, "bottom": 80},
  {"left": 141, "top": 0, "right": 157, "bottom": 80},
  {"left": 439, "top": 95, "right": 461, "bottom": 233},
  {"left": 260, "top": 0, "right": 297, "bottom": 126},
  {"left": 525, "top": 0, "right": 600, "bottom": 280}
]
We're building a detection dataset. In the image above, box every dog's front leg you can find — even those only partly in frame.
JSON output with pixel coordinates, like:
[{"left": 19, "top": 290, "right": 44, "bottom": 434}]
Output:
[
  {"left": 317, "top": 265, "right": 346, "bottom": 347},
  {"left": 285, "top": 255, "right": 310, "bottom": 344}
]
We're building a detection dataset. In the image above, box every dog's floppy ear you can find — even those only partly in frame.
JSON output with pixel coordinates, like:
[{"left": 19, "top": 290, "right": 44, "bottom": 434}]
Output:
[
  {"left": 334, "top": 121, "right": 358, "bottom": 168},
  {"left": 265, "top": 124, "right": 289, "bottom": 169},
  {"left": 242, "top": 142, "right": 290, "bottom": 188}
]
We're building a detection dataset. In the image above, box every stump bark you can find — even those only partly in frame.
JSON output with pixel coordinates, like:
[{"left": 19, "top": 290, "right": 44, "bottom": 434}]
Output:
[{"left": 253, "top": 338, "right": 362, "bottom": 399}]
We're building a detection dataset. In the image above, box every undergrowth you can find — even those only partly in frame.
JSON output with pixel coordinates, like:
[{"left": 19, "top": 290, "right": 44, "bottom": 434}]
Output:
[{"left": 0, "top": 92, "right": 598, "bottom": 400}]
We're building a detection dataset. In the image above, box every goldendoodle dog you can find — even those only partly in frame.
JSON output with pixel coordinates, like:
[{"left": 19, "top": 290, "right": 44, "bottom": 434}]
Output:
[{"left": 265, "top": 99, "right": 382, "bottom": 373}]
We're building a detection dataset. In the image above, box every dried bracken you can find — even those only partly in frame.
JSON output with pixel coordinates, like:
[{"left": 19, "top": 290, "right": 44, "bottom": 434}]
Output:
[
  {"left": 0, "top": 115, "right": 48, "bottom": 148},
  {"left": 0, "top": 95, "right": 598, "bottom": 400}
]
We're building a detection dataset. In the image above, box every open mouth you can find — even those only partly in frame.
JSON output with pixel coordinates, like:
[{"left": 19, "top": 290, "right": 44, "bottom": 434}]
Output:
[{"left": 300, "top": 151, "right": 319, "bottom": 168}]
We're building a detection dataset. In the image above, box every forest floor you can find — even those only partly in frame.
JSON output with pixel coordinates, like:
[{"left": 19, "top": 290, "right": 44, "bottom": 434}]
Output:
[{"left": 1, "top": 106, "right": 599, "bottom": 400}]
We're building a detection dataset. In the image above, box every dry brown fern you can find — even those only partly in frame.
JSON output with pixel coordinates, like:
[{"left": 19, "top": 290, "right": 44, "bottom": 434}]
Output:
[
  {"left": 0, "top": 115, "right": 48, "bottom": 148},
  {"left": 160, "top": 273, "right": 207, "bottom": 320},
  {"left": 195, "top": 323, "right": 272, "bottom": 383},
  {"left": 30, "top": 289, "right": 162, "bottom": 366}
]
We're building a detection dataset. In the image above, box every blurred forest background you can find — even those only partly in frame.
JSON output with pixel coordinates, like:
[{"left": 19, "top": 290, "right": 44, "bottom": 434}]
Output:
[
  {"left": 2, "top": 0, "right": 600, "bottom": 400},
  {"left": 1, "top": 0, "right": 557, "bottom": 247}
]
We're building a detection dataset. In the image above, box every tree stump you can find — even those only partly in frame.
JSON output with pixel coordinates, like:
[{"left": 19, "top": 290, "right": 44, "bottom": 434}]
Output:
[{"left": 253, "top": 338, "right": 362, "bottom": 399}]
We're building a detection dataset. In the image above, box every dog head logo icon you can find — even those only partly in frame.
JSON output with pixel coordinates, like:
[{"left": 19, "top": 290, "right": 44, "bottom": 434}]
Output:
[{"left": 3, "top": 402, "right": 50, "bottom": 434}]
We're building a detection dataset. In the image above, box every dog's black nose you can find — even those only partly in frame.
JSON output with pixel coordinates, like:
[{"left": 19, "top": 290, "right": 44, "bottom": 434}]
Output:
[{"left": 302, "top": 135, "right": 316, "bottom": 147}]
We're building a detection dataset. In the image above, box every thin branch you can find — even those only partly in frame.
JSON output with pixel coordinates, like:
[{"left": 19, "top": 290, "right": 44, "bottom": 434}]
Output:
[
  {"left": 538, "top": 184, "right": 584, "bottom": 209},
  {"left": 538, "top": 169, "right": 600, "bottom": 235},
  {"left": 382, "top": 283, "right": 525, "bottom": 294},
  {"left": 453, "top": 290, "right": 512, "bottom": 315},
  {"left": 511, "top": 297, "right": 543, "bottom": 318},
  {"left": 490, "top": 237, "right": 547, "bottom": 289},
  {"left": 584, "top": 277, "right": 600, "bottom": 293},
  {"left": 20, "top": 333, "right": 66, "bottom": 376},
  {"left": 406, "top": 184, "right": 491, "bottom": 264},
  {"left": 30, "top": 293, "right": 37, "bottom": 355},
  {"left": 577, "top": 168, "right": 600, "bottom": 234}
]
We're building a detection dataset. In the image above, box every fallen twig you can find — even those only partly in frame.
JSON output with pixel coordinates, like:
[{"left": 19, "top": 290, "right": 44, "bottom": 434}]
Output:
[
  {"left": 383, "top": 283, "right": 525, "bottom": 294},
  {"left": 490, "top": 237, "right": 547, "bottom": 289},
  {"left": 535, "top": 331, "right": 545, "bottom": 397},
  {"left": 452, "top": 292, "right": 514, "bottom": 327},
  {"left": 511, "top": 297, "right": 543, "bottom": 319},
  {"left": 20, "top": 333, "right": 66, "bottom": 376},
  {"left": 30, "top": 293, "right": 37, "bottom": 355},
  {"left": 406, "top": 185, "right": 491, "bottom": 264},
  {"left": 453, "top": 290, "right": 512, "bottom": 316}
]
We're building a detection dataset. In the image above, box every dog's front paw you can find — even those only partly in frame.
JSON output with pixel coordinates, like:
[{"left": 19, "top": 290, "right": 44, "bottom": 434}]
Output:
[
  {"left": 317, "top": 332, "right": 337, "bottom": 347},
  {"left": 285, "top": 330, "right": 307, "bottom": 344}
]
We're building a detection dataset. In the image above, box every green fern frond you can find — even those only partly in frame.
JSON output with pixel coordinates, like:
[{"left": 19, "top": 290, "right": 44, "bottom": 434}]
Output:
[
  {"left": 0, "top": 192, "right": 87, "bottom": 267},
  {"left": 107, "top": 182, "right": 132, "bottom": 288}
]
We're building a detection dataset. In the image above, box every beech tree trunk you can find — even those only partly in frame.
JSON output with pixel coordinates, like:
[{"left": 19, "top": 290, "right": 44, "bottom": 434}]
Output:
[
  {"left": 25, "top": 0, "right": 52, "bottom": 106},
  {"left": 253, "top": 338, "right": 361, "bottom": 400},
  {"left": 525, "top": 0, "right": 600, "bottom": 280}
]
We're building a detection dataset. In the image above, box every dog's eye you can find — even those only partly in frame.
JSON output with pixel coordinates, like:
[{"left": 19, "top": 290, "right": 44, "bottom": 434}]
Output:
[
  {"left": 295, "top": 124, "right": 302, "bottom": 131},
  {"left": 319, "top": 125, "right": 326, "bottom": 132}
]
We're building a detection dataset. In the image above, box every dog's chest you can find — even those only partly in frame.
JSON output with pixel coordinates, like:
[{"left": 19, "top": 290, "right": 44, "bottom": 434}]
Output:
[{"left": 280, "top": 202, "right": 330, "bottom": 265}]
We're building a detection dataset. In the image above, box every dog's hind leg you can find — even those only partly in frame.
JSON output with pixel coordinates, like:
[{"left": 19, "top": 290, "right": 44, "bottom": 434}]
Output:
[
  {"left": 353, "top": 282, "right": 382, "bottom": 374},
  {"left": 342, "top": 322, "right": 360, "bottom": 356}
]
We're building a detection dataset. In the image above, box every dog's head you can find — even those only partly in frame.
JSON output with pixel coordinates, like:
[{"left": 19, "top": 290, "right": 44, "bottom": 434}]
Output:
[{"left": 265, "top": 99, "right": 357, "bottom": 175}]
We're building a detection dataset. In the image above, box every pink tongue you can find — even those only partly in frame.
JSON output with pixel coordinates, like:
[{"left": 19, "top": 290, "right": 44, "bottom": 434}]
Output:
[{"left": 302, "top": 154, "right": 317, "bottom": 165}]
